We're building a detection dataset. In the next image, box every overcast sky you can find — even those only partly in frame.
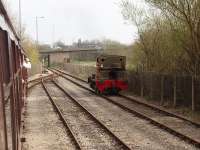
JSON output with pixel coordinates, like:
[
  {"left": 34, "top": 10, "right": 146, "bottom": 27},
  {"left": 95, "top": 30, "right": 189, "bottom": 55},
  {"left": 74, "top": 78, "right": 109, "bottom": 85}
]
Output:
[{"left": 6, "top": 0, "right": 137, "bottom": 45}]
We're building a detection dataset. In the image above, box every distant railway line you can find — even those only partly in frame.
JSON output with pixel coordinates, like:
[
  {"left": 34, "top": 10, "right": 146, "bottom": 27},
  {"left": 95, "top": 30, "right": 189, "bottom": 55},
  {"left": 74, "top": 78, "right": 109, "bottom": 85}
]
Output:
[
  {"left": 51, "top": 68, "right": 200, "bottom": 148},
  {"left": 42, "top": 80, "right": 132, "bottom": 150}
]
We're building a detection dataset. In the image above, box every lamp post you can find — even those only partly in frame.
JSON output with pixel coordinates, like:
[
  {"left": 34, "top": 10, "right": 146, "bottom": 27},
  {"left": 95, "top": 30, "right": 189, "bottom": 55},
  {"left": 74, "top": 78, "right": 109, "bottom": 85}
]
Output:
[
  {"left": 52, "top": 24, "right": 55, "bottom": 48},
  {"left": 35, "top": 16, "right": 44, "bottom": 48},
  {"left": 19, "top": 0, "right": 22, "bottom": 39}
]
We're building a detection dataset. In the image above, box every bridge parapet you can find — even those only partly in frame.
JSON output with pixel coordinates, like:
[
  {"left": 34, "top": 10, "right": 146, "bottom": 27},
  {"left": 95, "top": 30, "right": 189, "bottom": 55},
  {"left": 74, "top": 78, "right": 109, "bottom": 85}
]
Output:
[{"left": 39, "top": 48, "right": 104, "bottom": 65}]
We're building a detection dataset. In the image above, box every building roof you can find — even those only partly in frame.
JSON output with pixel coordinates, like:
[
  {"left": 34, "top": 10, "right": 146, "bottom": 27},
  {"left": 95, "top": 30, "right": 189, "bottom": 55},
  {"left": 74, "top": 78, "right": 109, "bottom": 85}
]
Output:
[{"left": 97, "top": 54, "right": 126, "bottom": 58}]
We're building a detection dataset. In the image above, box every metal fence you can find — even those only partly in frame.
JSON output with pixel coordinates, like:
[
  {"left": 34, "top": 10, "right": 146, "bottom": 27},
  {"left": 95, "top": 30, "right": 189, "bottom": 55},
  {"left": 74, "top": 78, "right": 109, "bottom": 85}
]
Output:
[
  {"left": 64, "top": 63, "right": 96, "bottom": 81},
  {"left": 0, "top": 2, "right": 28, "bottom": 149},
  {"left": 63, "top": 63, "right": 200, "bottom": 111},
  {"left": 127, "top": 72, "right": 200, "bottom": 110}
]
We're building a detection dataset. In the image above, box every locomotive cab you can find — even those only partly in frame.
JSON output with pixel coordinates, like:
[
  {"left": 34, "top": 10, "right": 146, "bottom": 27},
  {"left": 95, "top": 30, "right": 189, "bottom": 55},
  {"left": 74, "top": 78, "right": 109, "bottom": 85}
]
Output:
[{"left": 88, "top": 55, "right": 128, "bottom": 94}]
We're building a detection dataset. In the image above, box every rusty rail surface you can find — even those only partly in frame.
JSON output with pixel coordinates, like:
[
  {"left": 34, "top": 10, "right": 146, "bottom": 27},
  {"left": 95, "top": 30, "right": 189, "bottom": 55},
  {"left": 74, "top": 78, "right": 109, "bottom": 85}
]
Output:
[
  {"left": 52, "top": 68, "right": 200, "bottom": 148},
  {"left": 51, "top": 80, "right": 132, "bottom": 150}
]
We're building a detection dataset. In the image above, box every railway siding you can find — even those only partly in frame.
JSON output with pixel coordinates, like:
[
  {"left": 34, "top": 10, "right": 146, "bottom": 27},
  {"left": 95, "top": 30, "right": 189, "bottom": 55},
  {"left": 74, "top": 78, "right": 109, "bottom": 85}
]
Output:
[
  {"left": 54, "top": 69, "right": 200, "bottom": 126},
  {"left": 22, "top": 68, "right": 199, "bottom": 149},
  {"left": 23, "top": 84, "right": 76, "bottom": 150},
  {"left": 55, "top": 75, "right": 197, "bottom": 150},
  {"left": 108, "top": 96, "right": 200, "bottom": 140},
  {"left": 44, "top": 81, "right": 130, "bottom": 150},
  {"left": 52, "top": 69, "right": 200, "bottom": 148}
]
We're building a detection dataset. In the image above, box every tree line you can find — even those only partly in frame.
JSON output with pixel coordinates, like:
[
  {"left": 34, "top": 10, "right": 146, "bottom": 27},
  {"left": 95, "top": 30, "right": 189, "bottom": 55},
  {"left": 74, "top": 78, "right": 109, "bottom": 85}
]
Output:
[{"left": 121, "top": 0, "right": 200, "bottom": 75}]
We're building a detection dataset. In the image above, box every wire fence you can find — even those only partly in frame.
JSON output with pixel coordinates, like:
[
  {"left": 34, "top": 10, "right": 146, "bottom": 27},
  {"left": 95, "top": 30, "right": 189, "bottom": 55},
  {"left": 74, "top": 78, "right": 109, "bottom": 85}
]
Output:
[
  {"left": 64, "top": 63, "right": 96, "bottom": 81},
  {"left": 63, "top": 63, "right": 200, "bottom": 111}
]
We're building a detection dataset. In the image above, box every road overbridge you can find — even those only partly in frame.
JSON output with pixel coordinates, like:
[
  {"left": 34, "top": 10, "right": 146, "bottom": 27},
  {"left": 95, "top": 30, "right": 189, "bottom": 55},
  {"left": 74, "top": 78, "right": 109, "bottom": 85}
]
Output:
[{"left": 39, "top": 48, "right": 103, "bottom": 66}]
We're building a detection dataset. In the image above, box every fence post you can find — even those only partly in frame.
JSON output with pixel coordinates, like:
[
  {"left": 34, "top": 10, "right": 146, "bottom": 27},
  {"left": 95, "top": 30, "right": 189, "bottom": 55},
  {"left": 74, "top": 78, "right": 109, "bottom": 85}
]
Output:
[
  {"left": 150, "top": 73, "right": 153, "bottom": 99},
  {"left": 192, "top": 76, "right": 195, "bottom": 111},
  {"left": 160, "top": 75, "right": 164, "bottom": 105},
  {"left": 173, "top": 75, "right": 177, "bottom": 107},
  {"left": 72, "top": 64, "right": 75, "bottom": 75},
  {"left": 141, "top": 73, "right": 144, "bottom": 97}
]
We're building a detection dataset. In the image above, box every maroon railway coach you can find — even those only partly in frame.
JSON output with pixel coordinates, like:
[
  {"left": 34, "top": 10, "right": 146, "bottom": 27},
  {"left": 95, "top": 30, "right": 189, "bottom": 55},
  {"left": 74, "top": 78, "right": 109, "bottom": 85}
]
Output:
[
  {"left": 88, "top": 54, "right": 128, "bottom": 94},
  {"left": 0, "top": 1, "right": 28, "bottom": 150}
]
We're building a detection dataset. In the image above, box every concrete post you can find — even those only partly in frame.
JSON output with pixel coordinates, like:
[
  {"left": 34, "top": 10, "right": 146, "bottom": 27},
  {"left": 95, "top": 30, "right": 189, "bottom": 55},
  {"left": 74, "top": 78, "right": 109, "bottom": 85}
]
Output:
[
  {"left": 192, "top": 76, "right": 195, "bottom": 111},
  {"left": 150, "top": 73, "right": 153, "bottom": 99},
  {"left": 173, "top": 75, "right": 177, "bottom": 107},
  {"left": 160, "top": 75, "right": 164, "bottom": 105},
  {"left": 141, "top": 74, "right": 144, "bottom": 97}
]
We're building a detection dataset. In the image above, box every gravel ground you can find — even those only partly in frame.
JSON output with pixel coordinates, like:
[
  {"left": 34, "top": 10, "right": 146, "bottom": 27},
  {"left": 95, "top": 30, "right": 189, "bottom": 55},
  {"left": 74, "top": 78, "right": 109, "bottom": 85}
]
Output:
[
  {"left": 23, "top": 84, "right": 76, "bottom": 150},
  {"left": 122, "top": 93, "right": 200, "bottom": 123},
  {"left": 56, "top": 77, "right": 198, "bottom": 150},
  {"left": 45, "top": 82, "right": 127, "bottom": 149},
  {"left": 107, "top": 96, "right": 200, "bottom": 140}
]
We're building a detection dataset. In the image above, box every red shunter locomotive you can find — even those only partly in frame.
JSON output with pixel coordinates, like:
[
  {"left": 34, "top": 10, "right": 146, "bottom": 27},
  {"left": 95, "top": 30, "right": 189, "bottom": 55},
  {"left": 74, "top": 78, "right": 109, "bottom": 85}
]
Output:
[{"left": 88, "top": 55, "right": 128, "bottom": 94}]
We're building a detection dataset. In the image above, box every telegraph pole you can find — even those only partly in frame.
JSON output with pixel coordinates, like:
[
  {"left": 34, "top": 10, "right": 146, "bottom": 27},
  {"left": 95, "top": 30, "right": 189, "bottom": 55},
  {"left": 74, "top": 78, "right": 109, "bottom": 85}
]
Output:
[
  {"left": 52, "top": 24, "right": 55, "bottom": 48},
  {"left": 36, "top": 16, "right": 38, "bottom": 46},
  {"left": 19, "top": 0, "right": 22, "bottom": 39},
  {"left": 35, "top": 16, "right": 44, "bottom": 48}
]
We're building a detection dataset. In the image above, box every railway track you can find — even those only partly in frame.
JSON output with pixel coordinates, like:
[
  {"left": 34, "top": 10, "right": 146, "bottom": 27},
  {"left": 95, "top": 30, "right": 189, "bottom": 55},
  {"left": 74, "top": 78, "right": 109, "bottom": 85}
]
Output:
[
  {"left": 53, "top": 69, "right": 200, "bottom": 126},
  {"left": 51, "top": 68, "right": 200, "bottom": 148},
  {"left": 28, "top": 73, "right": 54, "bottom": 89},
  {"left": 42, "top": 81, "right": 82, "bottom": 149},
  {"left": 42, "top": 80, "right": 132, "bottom": 150}
]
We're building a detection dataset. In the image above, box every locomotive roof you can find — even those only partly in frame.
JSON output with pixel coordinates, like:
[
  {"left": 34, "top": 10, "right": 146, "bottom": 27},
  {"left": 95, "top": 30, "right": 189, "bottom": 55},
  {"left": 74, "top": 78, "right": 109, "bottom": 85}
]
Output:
[{"left": 97, "top": 54, "right": 126, "bottom": 58}]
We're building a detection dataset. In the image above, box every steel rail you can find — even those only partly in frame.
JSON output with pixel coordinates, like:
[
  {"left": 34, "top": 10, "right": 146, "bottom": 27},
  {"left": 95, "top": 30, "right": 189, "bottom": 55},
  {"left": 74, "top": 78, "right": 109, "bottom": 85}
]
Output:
[
  {"left": 28, "top": 74, "right": 55, "bottom": 90},
  {"left": 52, "top": 68, "right": 200, "bottom": 148},
  {"left": 53, "top": 69, "right": 87, "bottom": 83},
  {"left": 53, "top": 68, "right": 200, "bottom": 127},
  {"left": 52, "top": 80, "right": 132, "bottom": 150},
  {"left": 28, "top": 74, "right": 54, "bottom": 84},
  {"left": 28, "top": 81, "right": 41, "bottom": 90},
  {"left": 41, "top": 81, "right": 82, "bottom": 150}
]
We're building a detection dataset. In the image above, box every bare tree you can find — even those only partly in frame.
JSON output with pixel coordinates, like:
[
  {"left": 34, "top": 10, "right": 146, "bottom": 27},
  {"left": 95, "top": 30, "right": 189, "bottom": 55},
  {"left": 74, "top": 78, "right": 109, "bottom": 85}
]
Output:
[{"left": 145, "top": 0, "right": 200, "bottom": 74}]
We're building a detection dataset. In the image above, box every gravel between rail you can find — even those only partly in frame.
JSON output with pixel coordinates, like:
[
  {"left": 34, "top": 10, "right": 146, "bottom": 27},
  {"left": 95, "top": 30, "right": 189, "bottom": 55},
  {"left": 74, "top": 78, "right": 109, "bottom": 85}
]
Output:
[
  {"left": 43, "top": 81, "right": 130, "bottom": 150},
  {"left": 23, "top": 84, "right": 76, "bottom": 150}
]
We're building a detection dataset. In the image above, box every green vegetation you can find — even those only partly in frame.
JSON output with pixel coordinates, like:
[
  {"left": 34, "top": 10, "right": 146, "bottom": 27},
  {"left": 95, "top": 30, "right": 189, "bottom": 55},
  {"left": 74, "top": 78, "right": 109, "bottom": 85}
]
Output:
[
  {"left": 72, "top": 60, "right": 96, "bottom": 67},
  {"left": 50, "top": 62, "right": 63, "bottom": 68},
  {"left": 3, "top": 0, "right": 40, "bottom": 65},
  {"left": 120, "top": 0, "right": 200, "bottom": 75},
  {"left": 101, "top": 39, "right": 135, "bottom": 70},
  {"left": 102, "top": 39, "right": 128, "bottom": 50},
  {"left": 21, "top": 36, "right": 40, "bottom": 64}
]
